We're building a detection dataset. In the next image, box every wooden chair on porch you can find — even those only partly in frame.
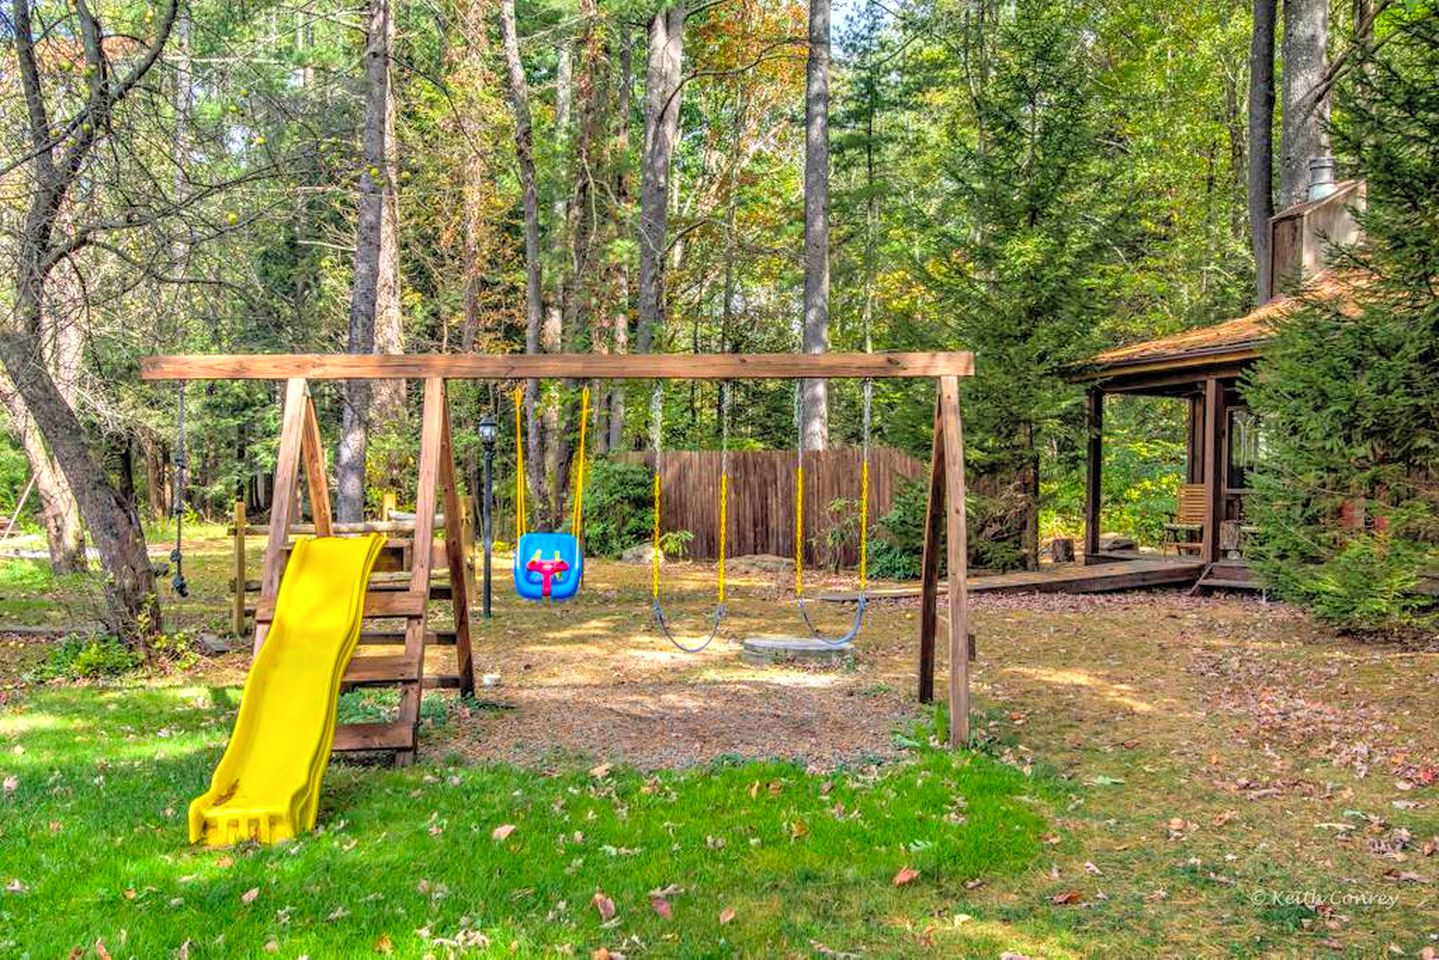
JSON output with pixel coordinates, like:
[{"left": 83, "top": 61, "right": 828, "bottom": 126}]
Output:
[{"left": 1162, "top": 483, "right": 1206, "bottom": 556}]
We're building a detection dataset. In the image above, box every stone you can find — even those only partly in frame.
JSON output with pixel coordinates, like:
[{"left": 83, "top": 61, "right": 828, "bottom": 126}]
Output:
[
  {"left": 741, "top": 636, "right": 854, "bottom": 667},
  {"left": 195, "top": 631, "right": 232, "bottom": 656},
  {"left": 621, "top": 543, "right": 661, "bottom": 565},
  {"left": 726, "top": 554, "right": 793, "bottom": 574},
  {"left": 1098, "top": 534, "right": 1137, "bottom": 552}
]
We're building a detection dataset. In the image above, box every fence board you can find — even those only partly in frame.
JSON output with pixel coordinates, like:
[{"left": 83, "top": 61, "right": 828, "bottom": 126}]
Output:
[{"left": 624, "top": 447, "right": 925, "bottom": 566}]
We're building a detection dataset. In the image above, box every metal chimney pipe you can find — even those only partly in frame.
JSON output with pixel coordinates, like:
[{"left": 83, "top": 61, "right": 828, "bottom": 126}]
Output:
[{"left": 1308, "top": 157, "right": 1337, "bottom": 202}]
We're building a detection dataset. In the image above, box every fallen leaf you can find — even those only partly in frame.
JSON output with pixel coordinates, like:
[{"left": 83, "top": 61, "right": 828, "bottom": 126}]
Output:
[
  {"left": 1001, "top": 954, "right": 1033, "bottom": 960},
  {"left": 264, "top": 939, "right": 279, "bottom": 953},
  {"left": 589, "top": 763, "right": 611, "bottom": 779},
  {"left": 216, "top": 855, "right": 234, "bottom": 868},
  {"left": 1211, "top": 810, "right": 1238, "bottom": 828},
  {"left": 893, "top": 866, "right": 920, "bottom": 886},
  {"left": 790, "top": 820, "right": 808, "bottom": 840},
  {"left": 1083, "top": 861, "right": 1102, "bottom": 876},
  {"left": 492, "top": 823, "right": 516, "bottom": 841},
  {"left": 963, "top": 878, "right": 984, "bottom": 890},
  {"left": 1382, "top": 870, "right": 1429, "bottom": 883},
  {"left": 1051, "top": 889, "right": 1083, "bottom": 905},
  {"left": 592, "top": 891, "right": 616, "bottom": 922},
  {"left": 374, "top": 933, "right": 393, "bottom": 953},
  {"left": 2, "top": 775, "right": 16, "bottom": 795},
  {"left": 241, "top": 887, "right": 260, "bottom": 904},
  {"left": 650, "top": 895, "right": 672, "bottom": 920},
  {"left": 718, "top": 907, "right": 736, "bottom": 925},
  {"left": 94, "top": 941, "right": 111, "bottom": 960}
]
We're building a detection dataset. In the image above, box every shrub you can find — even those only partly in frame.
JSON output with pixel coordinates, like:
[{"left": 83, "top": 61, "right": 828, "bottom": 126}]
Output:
[
  {"left": 865, "top": 476, "right": 1027, "bottom": 580},
  {"left": 32, "top": 634, "right": 141, "bottom": 681},
  {"left": 582, "top": 458, "right": 654, "bottom": 558}
]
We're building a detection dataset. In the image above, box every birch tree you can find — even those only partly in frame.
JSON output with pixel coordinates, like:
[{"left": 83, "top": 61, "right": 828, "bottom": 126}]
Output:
[
  {"left": 499, "top": 0, "right": 546, "bottom": 518},
  {"left": 801, "top": 0, "right": 831, "bottom": 451},
  {"left": 636, "top": 3, "right": 685, "bottom": 354},
  {"left": 1278, "top": 0, "right": 1330, "bottom": 209}
]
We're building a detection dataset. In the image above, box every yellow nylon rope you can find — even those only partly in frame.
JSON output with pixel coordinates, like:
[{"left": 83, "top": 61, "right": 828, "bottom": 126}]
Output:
[
  {"left": 859, "top": 458, "right": 869, "bottom": 589},
  {"left": 571, "top": 387, "right": 590, "bottom": 537},
  {"left": 794, "top": 464, "right": 804, "bottom": 598},
  {"left": 651, "top": 472, "right": 662, "bottom": 599},
  {"left": 718, "top": 472, "right": 728, "bottom": 604},
  {"left": 513, "top": 387, "right": 527, "bottom": 540}
]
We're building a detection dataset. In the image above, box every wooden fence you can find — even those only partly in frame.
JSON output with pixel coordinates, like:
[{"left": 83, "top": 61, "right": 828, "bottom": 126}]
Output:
[{"left": 624, "top": 447, "right": 926, "bottom": 567}]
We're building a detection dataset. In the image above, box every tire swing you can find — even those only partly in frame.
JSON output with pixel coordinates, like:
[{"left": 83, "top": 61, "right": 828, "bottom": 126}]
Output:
[
  {"left": 649, "top": 380, "right": 729, "bottom": 652},
  {"left": 512, "top": 385, "right": 587, "bottom": 602}
]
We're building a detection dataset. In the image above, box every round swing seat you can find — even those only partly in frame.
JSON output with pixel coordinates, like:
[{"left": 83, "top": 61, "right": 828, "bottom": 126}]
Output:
[{"left": 740, "top": 636, "right": 854, "bottom": 667}]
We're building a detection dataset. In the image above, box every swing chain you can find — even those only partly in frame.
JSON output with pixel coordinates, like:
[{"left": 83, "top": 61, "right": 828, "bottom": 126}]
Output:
[{"left": 170, "top": 382, "right": 189, "bottom": 597}]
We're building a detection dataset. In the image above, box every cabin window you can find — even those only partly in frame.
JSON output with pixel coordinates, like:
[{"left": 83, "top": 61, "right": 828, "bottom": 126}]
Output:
[{"left": 1227, "top": 407, "right": 1261, "bottom": 491}]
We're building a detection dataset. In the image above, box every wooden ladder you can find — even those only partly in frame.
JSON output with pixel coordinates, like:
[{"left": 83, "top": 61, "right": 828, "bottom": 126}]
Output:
[{"left": 252, "top": 377, "right": 475, "bottom": 766}]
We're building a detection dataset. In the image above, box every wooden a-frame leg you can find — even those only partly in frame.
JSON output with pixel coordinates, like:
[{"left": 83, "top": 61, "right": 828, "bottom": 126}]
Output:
[
  {"left": 917, "top": 393, "right": 945, "bottom": 705},
  {"left": 300, "top": 392, "right": 333, "bottom": 536},
  {"left": 939, "top": 376, "right": 970, "bottom": 747},
  {"left": 439, "top": 396, "right": 476, "bottom": 696},
  {"left": 255, "top": 377, "right": 309, "bottom": 655}
]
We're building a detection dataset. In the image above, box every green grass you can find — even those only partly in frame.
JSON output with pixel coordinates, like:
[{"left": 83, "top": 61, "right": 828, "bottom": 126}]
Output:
[{"left": 0, "top": 686, "right": 1051, "bottom": 958}]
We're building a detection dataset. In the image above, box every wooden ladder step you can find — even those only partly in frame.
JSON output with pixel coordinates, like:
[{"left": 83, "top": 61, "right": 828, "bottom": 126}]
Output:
[
  {"left": 343, "top": 653, "right": 420, "bottom": 686},
  {"left": 358, "top": 627, "right": 458, "bottom": 646},
  {"left": 332, "top": 720, "right": 414, "bottom": 752},
  {"left": 254, "top": 591, "right": 426, "bottom": 622}
]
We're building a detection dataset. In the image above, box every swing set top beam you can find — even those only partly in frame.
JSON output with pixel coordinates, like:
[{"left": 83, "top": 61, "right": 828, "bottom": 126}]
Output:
[{"left": 139, "top": 351, "right": 973, "bottom": 382}]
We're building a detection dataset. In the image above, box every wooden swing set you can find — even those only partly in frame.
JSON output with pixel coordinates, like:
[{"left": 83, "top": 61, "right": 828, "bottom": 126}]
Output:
[{"left": 141, "top": 351, "right": 976, "bottom": 753}]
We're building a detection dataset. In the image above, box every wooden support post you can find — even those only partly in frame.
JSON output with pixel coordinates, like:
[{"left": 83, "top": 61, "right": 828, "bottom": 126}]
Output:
[
  {"left": 232, "top": 500, "right": 247, "bottom": 636},
  {"left": 939, "top": 376, "right": 970, "bottom": 747},
  {"left": 438, "top": 396, "right": 476, "bottom": 695},
  {"left": 1201, "top": 377, "right": 1226, "bottom": 565},
  {"left": 917, "top": 394, "right": 945, "bottom": 704},
  {"left": 301, "top": 393, "right": 332, "bottom": 536},
  {"left": 1083, "top": 388, "right": 1103, "bottom": 561},
  {"left": 381, "top": 491, "right": 396, "bottom": 522},
  {"left": 255, "top": 377, "right": 308, "bottom": 654}
]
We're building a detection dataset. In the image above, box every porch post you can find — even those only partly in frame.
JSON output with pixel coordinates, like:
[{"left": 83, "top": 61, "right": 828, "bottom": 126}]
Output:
[
  {"left": 1083, "top": 387, "right": 1103, "bottom": 561},
  {"left": 1201, "top": 377, "right": 1226, "bottom": 564}
]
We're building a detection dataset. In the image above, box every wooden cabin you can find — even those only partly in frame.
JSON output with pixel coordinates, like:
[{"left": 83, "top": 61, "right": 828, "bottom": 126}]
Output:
[{"left": 1074, "top": 177, "right": 1364, "bottom": 591}]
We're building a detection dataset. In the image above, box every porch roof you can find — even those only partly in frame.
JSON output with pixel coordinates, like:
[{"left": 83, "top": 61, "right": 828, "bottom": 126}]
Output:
[{"left": 1074, "top": 271, "right": 1356, "bottom": 387}]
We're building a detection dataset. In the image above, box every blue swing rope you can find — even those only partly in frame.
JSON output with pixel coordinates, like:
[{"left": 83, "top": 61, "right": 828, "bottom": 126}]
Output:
[{"left": 651, "top": 380, "right": 729, "bottom": 653}]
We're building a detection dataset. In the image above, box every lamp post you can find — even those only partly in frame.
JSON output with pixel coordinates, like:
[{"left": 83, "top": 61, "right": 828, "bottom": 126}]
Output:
[{"left": 478, "top": 413, "right": 498, "bottom": 620}]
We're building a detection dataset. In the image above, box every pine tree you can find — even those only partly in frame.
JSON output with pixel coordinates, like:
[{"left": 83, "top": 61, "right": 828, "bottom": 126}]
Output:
[{"left": 1243, "top": 8, "right": 1439, "bottom": 630}]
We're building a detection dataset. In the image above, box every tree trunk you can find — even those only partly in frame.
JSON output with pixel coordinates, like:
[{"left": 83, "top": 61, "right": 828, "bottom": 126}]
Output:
[
  {"left": 1249, "top": 0, "right": 1277, "bottom": 302},
  {"left": 338, "top": 0, "right": 391, "bottom": 523},
  {"left": 636, "top": 4, "right": 685, "bottom": 354},
  {"left": 801, "top": 0, "right": 831, "bottom": 452},
  {"left": 499, "top": 0, "right": 546, "bottom": 524},
  {"left": 0, "top": 333, "right": 158, "bottom": 639},
  {"left": 606, "top": 34, "right": 635, "bottom": 451},
  {"left": 1278, "top": 0, "right": 1330, "bottom": 210},
  {"left": 0, "top": 390, "right": 85, "bottom": 570},
  {"left": 373, "top": 0, "right": 405, "bottom": 421}
]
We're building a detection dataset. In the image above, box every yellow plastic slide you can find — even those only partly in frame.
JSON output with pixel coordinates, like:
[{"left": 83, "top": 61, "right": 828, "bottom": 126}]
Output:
[{"left": 189, "top": 534, "right": 384, "bottom": 846}]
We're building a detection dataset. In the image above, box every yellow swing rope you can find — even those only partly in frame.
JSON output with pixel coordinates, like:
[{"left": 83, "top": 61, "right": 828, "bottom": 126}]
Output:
[
  {"left": 651, "top": 380, "right": 728, "bottom": 651},
  {"left": 571, "top": 386, "right": 590, "bottom": 539},
  {"left": 513, "top": 387, "right": 527, "bottom": 540},
  {"left": 793, "top": 378, "right": 871, "bottom": 644}
]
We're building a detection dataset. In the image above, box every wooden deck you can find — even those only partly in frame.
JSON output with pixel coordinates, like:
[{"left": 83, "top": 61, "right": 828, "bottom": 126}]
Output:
[{"left": 817, "top": 558, "right": 1205, "bottom": 601}]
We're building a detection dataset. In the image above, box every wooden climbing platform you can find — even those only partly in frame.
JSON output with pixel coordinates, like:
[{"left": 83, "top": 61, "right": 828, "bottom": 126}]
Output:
[{"left": 817, "top": 558, "right": 1204, "bottom": 602}]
